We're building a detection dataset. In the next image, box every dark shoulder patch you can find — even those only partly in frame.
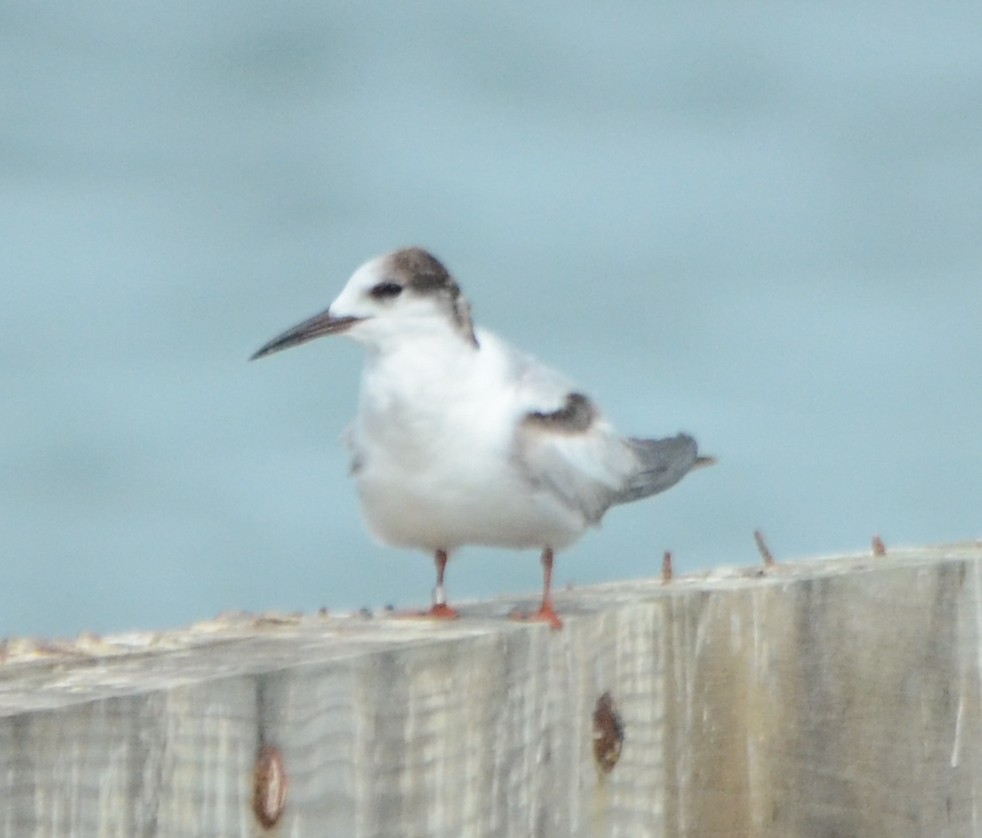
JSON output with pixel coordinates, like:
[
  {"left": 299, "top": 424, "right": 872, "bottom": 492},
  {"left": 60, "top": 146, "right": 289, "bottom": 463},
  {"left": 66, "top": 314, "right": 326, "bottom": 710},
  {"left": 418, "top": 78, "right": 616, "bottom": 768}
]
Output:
[{"left": 523, "top": 392, "right": 597, "bottom": 434}]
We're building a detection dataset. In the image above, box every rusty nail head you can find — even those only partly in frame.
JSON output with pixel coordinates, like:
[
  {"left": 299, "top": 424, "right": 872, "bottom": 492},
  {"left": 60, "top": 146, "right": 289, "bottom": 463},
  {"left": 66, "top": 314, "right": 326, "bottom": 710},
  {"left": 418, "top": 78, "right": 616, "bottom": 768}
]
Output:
[
  {"left": 593, "top": 692, "right": 624, "bottom": 774},
  {"left": 253, "top": 745, "right": 288, "bottom": 829},
  {"left": 754, "top": 529, "right": 776, "bottom": 568},
  {"left": 661, "top": 551, "right": 673, "bottom": 584}
]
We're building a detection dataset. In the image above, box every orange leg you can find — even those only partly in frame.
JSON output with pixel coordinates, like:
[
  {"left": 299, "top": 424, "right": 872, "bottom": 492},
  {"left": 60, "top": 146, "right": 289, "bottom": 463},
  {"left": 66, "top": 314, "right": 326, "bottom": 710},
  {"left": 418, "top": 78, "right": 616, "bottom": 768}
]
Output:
[
  {"left": 426, "top": 549, "right": 459, "bottom": 619},
  {"left": 513, "top": 548, "right": 563, "bottom": 629}
]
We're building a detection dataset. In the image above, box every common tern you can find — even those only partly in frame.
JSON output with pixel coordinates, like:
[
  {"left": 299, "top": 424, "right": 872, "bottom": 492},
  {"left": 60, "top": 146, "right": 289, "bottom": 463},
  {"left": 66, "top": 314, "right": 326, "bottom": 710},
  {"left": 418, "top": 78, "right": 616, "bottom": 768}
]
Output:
[{"left": 252, "top": 247, "right": 712, "bottom": 627}]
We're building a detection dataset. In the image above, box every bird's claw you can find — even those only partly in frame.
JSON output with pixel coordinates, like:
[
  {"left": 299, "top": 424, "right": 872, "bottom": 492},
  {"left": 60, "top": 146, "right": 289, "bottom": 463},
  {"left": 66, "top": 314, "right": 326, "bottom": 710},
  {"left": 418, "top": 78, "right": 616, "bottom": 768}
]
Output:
[{"left": 511, "top": 603, "right": 563, "bottom": 630}]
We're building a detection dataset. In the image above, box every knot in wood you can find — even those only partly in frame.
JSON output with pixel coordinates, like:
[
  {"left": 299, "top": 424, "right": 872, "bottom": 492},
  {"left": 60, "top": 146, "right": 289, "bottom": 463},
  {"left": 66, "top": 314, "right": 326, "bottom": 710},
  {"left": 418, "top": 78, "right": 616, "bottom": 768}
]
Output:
[
  {"left": 253, "top": 745, "right": 288, "bottom": 829},
  {"left": 592, "top": 691, "right": 624, "bottom": 774}
]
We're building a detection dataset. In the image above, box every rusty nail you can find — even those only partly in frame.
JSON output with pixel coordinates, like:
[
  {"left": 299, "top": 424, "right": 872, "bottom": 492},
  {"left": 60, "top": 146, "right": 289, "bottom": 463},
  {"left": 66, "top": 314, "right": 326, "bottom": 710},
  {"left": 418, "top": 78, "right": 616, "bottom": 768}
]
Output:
[
  {"left": 754, "top": 530, "right": 776, "bottom": 568},
  {"left": 872, "top": 535, "right": 886, "bottom": 557},
  {"left": 592, "top": 692, "right": 624, "bottom": 774},
  {"left": 661, "top": 551, "right": 673, "bottom": 584},
  {"left": 253, "top": 745, "right": 288, "bottom": 829}
]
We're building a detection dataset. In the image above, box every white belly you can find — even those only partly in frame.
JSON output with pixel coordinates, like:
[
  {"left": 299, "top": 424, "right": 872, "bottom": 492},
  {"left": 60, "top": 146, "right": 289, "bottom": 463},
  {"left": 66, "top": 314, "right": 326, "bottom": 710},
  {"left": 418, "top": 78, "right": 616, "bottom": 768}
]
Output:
[
  {"left": 355, "top": 455, "right": 585, "bottom": 552},
  {"left": 349, "top": 337, "right": 587, "bottom": 553}
]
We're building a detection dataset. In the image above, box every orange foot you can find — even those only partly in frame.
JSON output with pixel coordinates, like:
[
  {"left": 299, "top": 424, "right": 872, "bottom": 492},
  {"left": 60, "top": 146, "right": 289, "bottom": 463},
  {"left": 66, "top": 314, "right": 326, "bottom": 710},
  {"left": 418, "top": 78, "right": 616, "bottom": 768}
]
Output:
[
  {"left": 391, "top": 602, "right": 460, "bottom": 621},
  {"left": 425, "top": 602, "right": 460, "bottom": 620},
  {"left": 511, "top": 603, "right": 563, "bottom": 630}
]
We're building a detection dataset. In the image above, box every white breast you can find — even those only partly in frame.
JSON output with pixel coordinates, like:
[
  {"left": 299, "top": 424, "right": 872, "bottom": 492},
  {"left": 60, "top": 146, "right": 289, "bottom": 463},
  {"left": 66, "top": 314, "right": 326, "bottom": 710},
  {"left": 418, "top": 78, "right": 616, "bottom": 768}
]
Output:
[{"left": 348, "top": 330, "right": 587, "bottom": 552}]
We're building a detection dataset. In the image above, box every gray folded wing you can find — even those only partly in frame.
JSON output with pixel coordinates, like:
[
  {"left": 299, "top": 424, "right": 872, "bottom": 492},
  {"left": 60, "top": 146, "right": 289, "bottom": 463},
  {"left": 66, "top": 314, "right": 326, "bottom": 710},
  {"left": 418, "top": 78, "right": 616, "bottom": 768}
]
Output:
[
  {"left": 611, "top": 434, "right": 699, "bottom": 504},
  {"left": 514, "top": 391, "right": 701, "bottom": 525}
]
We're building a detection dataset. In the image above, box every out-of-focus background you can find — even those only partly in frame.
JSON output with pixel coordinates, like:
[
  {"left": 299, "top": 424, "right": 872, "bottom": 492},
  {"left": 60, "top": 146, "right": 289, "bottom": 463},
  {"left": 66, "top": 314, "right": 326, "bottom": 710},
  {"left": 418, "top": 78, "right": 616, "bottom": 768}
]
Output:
[{"left": 3, "top": 3, "right": 980, "bottom": 637}]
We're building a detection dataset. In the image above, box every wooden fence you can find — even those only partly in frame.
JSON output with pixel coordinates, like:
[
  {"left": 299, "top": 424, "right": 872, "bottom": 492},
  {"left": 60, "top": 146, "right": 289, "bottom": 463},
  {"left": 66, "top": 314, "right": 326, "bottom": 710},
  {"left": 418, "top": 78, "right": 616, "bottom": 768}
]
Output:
[{"left": 2, "top": 542, "right": 981, "bottom": 837}]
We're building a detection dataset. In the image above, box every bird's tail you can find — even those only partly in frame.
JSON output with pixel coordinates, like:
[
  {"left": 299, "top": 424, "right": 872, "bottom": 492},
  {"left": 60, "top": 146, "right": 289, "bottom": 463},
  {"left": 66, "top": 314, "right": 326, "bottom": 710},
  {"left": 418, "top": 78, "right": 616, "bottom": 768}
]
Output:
[{"left": 612, "top": 433, "right": 713, "bottom": 506}]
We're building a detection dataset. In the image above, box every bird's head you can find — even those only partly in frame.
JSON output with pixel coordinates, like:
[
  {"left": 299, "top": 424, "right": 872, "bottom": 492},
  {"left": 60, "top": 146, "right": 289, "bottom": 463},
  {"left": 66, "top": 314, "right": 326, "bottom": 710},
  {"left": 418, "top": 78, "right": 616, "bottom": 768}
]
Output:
[{"left": 250, "top": 248, "right": 478, "bottom": 361}]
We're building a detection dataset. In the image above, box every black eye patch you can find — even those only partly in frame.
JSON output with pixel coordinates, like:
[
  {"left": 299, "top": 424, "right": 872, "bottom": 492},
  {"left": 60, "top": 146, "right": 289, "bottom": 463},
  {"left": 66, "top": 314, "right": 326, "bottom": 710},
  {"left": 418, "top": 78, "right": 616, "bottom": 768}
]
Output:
[{"left": 369, "top": 281, "right": 404, "bottom": 299}]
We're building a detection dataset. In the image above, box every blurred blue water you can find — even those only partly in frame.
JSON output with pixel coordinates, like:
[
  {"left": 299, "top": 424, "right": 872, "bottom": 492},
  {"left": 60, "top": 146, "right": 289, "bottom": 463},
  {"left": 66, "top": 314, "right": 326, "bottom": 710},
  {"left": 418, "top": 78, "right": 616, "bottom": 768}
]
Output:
[{"left": 2, "top": 3, "right": 981, "bottom": 636}]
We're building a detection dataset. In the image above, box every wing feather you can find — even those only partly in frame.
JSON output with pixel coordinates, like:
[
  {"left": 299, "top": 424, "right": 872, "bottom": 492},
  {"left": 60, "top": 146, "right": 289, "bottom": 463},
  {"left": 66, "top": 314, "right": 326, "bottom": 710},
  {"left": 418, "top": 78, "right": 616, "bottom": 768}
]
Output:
[
  {"left": 515, "top": 394, "right": 702, "bottom": 524},
  {"left": 502, "top": 339, "right": 706, "bottom": 524}
]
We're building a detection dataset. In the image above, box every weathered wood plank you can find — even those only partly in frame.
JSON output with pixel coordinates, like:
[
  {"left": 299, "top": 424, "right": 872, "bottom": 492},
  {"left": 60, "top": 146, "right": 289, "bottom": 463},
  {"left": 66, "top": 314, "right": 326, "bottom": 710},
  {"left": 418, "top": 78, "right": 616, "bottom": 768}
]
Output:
[{"left": 2, "top": 543, "right": 981, "bottom": 837}]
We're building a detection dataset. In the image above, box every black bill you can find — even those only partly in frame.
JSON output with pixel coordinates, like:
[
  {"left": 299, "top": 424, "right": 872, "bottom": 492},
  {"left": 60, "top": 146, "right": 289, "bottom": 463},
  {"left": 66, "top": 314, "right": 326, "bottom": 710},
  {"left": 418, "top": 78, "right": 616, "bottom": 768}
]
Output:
[{"left": 250, "top": 309, "right": 363, "bottom": 361}]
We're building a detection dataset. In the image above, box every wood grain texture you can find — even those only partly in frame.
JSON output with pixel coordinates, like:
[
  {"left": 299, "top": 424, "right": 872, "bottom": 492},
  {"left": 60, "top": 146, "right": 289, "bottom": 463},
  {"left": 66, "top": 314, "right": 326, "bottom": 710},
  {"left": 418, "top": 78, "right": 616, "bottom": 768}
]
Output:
[{"left": 2, "top": 543, "right": 981, "bottom": 837}]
